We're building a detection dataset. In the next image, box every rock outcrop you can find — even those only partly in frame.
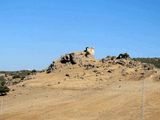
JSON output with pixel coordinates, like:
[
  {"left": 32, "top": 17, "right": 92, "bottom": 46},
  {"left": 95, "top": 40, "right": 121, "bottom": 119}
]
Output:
[
  {"left": 46, "top": 47, "right": 95, "bottom": 73},
  {"left": 46, "top": 47, "right": 156, "bottom": 79}
]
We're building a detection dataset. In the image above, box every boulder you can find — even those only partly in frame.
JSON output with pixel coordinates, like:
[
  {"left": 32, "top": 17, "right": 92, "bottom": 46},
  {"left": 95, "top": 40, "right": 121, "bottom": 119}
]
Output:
[{"left": 117, "top": 53, "right": 130, "bottom": 59}]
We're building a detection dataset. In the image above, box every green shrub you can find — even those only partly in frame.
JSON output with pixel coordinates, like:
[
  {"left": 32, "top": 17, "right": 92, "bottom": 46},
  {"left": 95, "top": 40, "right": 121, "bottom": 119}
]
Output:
[
  {"left": 134, "top": 58, "right": 160, "bottom": 68},
  {"left": 12, "top": 74, "right": 21, "bottom": 79},
  {"left": 0, "top": 76, "right": 10, "bottom": 95},
  {"left": 0, "top": 86, "right": 10, "bottom": 95},
  {"left": 0, "top": 69, "right": 37, "bottom": 86}
]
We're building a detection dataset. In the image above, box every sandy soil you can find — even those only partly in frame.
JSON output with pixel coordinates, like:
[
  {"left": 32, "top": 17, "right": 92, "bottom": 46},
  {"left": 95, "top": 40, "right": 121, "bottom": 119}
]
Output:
[{"left": 1, "top": 63, "right": 160, "bottom": 120}]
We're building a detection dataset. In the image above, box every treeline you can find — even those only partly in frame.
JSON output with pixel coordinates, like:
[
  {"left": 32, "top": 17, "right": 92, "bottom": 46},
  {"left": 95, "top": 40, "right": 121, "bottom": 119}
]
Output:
[
  {"left": 0, "top": 70, "right": 37, "bottom": 80},
  {"left": 134, "top": 58, "right": 160, "bottom": 68}
]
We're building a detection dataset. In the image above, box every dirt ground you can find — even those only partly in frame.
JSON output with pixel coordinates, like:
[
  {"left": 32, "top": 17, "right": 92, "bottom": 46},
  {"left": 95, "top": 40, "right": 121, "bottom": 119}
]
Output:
[{"left": 1, "top": 69, "right": 160, "bottom": 120}]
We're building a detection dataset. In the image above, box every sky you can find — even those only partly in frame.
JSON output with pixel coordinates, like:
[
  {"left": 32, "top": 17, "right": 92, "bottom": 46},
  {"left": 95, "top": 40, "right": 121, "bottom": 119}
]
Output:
[{"left": 0, "top": 0, "right": 160, "bottom": 71}]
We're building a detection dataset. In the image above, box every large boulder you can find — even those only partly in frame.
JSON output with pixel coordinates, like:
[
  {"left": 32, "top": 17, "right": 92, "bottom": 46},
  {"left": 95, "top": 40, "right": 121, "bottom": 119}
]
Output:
[
  {"left": 60, "top": 53, "right": 79, "bottom": 64},
  {"left": 117, "top": 53, "right": 130, "bottom": 59}
]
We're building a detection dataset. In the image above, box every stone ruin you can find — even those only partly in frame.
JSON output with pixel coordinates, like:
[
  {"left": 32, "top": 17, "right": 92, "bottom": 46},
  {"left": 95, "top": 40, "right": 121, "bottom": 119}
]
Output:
[
  {"left": 46, "top": 48, "right": 155, "bottom": 74},
  {"left": 60, "top": 47, "right": 95, "bottom": 64},
  {"left": 46, "top": 47, "right": 95, "bottom": 73}
]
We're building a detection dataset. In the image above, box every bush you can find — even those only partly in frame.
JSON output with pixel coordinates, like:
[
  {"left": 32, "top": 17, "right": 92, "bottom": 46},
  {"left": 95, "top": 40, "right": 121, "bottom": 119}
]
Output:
[
  {"left": 0, "top": 76, "right": 6, "bottom": 86},
  {"left": 0, "top": 76, "right": 10, "bottom": 95},
  {"left": 12, "top": 74, "right": 21, "bottom": 79},
  {"left": 0, "top": 86, "right": 10, "bottom": 95},
  {"left": 134, "top": 58, "right": 160, "bottom": 68},
  {"left": 0, "top": 69, "right": 37, "bottom": 85},
  {"left": 31, "top": 69, "right": 37, "bottom": 75}
]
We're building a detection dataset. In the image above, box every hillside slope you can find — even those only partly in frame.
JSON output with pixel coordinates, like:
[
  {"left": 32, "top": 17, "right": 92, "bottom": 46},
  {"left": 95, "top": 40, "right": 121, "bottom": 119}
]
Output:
[{"left": 0, "top": 49, "right": 160, "bottom": 120}]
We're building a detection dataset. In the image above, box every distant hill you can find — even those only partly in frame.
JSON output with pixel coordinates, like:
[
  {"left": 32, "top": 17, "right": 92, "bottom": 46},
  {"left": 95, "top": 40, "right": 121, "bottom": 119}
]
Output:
[{"left": 134, "top": 58, "right": 160, "bottom": 68}]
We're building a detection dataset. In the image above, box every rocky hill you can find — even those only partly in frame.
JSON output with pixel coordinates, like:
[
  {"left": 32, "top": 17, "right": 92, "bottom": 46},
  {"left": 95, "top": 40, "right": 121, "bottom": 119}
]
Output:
[
  {"left": 33, "top": 47, "right": 158, "bottom": 90},
  {"left": 1, "top": 47, "right": 160, "bottom": 120}
]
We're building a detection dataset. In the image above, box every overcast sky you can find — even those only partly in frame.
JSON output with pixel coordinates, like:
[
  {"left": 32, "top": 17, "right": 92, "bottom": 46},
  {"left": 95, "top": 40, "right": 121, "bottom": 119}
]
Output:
[{"left": 0, "top": 0, "right": 160, "bottom": 70}]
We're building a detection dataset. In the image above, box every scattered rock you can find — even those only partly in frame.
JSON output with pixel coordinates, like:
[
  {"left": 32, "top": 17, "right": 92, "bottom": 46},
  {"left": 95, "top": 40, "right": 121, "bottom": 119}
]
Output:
[
  {"left": 21, "top": 84, "right": 25, "bottom": 87},
  {"left": 142, "top": 63, "right": 154, "bottom": 70},
  {"left": 11, "top": 89, "right": 15, "bottom": 91},
  {"left": 93, "top": 70, "right": 98, "bottom": 73},
  {"left": 107, "top": 70, "right": 112, "bottom": 73},
  {"left": 84, "top": 64, "right": 95, "bottom": 70},
  {"left": 101, "top": 56, "right": 116, "bottom": 63},
  {"left": 116, "top": 59, "right": 126, "bottom": 66},
  {"left": 65, "top": 74, "right": 70, "bottom": 77},
  {"left": 80, "top": 77, "right": 84, "bottom": 79}
]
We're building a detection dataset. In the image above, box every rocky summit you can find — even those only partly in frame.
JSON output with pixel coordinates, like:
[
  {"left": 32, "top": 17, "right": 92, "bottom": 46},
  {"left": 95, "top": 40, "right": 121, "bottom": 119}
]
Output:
[{"left": 45, "top": 47, "right": 157, "bottom": 86}]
